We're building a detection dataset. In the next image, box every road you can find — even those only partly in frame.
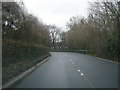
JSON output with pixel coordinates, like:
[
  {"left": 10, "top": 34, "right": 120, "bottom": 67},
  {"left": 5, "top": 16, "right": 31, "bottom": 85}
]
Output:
[{"left": 15, "top": 52, "right": 118, "bottom": 88}]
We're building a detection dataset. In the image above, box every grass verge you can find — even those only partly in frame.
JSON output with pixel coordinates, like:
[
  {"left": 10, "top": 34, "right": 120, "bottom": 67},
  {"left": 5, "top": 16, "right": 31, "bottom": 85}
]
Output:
[{"left": 2, "top": 53, "right": 50, "bottom": 84}]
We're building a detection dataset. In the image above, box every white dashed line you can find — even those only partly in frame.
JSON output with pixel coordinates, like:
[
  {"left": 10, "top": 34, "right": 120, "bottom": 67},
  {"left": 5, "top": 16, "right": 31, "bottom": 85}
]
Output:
[
  {"left": 76, "top": 68, "right": 95, "bottom": 88},
  {"left": 68, "top": 58, "right": 95, "bottom": 88},
  {"left": 80, "top": 73, "right": 84, "bottom": 76},
  {"left": 77, "top": 69, "right": 95, "bottom": 88},
  {"left": 77, "top": 70, "right": 81, "bottom": 72}
]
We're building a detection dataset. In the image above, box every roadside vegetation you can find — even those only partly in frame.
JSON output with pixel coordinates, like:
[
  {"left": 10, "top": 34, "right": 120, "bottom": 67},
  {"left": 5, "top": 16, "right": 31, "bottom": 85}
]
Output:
[
  {"left": 2, "top": 2, "right": 51, "bottom": 84},
  {"left": 51, "top": 1, "right": 120, "bottom": 62}
]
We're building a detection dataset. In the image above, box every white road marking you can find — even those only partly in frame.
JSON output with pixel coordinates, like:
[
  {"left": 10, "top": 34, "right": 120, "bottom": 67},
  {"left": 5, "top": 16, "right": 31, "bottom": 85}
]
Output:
[
  {"left": 76, "top": 68, "right": 95, "bottom": 88},
  {"left": 81, "top": 73, "right": 84, "bottom": 76},
  {"left": 95, "top": 57, "right": 119, "bottom": 64},
  {"left": 77, "top": 70, "right": 80, "bottom": 72},
  {"left": 68, "top": 58, "right": 95, "bottom": 88},
  {"left": 77, "top": 69, "right": 95, "bottom": 88}
]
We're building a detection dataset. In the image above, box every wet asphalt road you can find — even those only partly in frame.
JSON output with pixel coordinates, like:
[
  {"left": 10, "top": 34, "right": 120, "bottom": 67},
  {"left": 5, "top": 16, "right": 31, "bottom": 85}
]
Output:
[{"left": 15, "top": 52, "right": 118, "bottom": 88}]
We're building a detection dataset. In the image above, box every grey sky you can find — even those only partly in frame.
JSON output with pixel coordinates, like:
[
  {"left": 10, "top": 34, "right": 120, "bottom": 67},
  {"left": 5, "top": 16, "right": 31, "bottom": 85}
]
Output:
[{"left": 23, "top": 0, "right": 94, "bottom": 31}]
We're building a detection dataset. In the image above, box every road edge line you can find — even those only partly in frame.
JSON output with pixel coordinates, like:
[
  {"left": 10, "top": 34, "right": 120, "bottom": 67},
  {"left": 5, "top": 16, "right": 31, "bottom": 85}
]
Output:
[
  {"left": 95, "top": 56, "right": 120, "bottom": 64},
  {"left": 64, "top": 52, "right": 120, "bottom": 64},
  {"left": 2, "top": 55, "right": 51, "bottom": 89}
]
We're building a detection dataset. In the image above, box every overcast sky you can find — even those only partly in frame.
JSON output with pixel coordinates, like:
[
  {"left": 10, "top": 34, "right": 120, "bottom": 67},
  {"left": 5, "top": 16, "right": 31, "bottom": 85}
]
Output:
[{"left": 22, "top": 0, "right": 95, "bottom": 31}]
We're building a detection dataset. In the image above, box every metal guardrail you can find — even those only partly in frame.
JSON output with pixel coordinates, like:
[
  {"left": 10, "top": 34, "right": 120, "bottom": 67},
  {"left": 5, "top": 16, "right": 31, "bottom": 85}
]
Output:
[{"left": 50, "top": 49, "right": 93, "bottom": 54}]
